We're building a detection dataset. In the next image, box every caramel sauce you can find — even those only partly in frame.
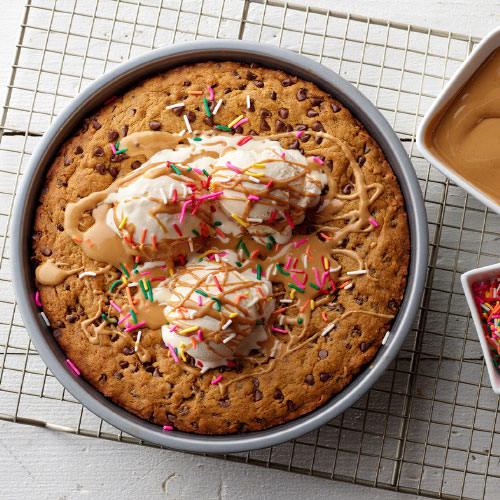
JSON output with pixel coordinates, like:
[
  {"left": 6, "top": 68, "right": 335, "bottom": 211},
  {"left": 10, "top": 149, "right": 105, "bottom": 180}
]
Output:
[
  {"left": 425, "top": 48, "right": 500, "bottom": 204},
  {"left": 36, "top": 130, "right": 392, "bottom": 383}
]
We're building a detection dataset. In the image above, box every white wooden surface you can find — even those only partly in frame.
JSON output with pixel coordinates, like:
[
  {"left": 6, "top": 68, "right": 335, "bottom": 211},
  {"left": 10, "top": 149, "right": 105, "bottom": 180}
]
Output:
[{"left": 1, "top": 1, "right": 500, "bottom": 499}]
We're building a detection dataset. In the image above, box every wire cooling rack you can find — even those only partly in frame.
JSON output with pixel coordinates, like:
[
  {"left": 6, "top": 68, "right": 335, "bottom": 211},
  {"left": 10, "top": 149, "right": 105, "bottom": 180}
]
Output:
[{"left": 1, "top": 1, "right": 499, "bottom": 498}]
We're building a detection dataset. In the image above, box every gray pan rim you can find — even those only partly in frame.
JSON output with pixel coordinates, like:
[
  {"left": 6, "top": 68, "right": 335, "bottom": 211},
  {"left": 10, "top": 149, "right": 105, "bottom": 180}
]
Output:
[{"left": 11, "top": 39, "right": 428, "bottom": 454}]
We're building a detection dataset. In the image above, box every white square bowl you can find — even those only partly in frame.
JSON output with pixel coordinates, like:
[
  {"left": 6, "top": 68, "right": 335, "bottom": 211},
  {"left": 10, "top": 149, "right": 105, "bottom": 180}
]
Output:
[
  {"left": 461, "top": 263, "right": 500, "bottom": 394},
  {"left": 416, "top": 27, "right": 500, "bottom": 215}
]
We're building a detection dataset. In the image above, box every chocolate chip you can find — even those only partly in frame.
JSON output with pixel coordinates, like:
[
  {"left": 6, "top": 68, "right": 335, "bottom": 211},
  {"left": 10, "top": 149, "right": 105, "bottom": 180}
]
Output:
[
  {"left": 355, "top": 296, "right": 364, "bottom": 305},
  {"left": 260, "top": 120, "right": 270, "bottom": 131},
  {"left": 260, "top": 108, "right": 271, "bottom": 118},
  {"left": 360, "top": 342, "right": 370, "bottom": 352},
  {"left": 203, "top": 116, "right": 214, "bottom": 127},
  {"left": 110, "top": 153, "right": 128, "bottom": 163},
  {"left": 91, "top": 118, "right": 101, "bottom": 130},
  {"left": 110, "top": 334, "right": 119, "bottom": 342},
  {"left": 173, "top": 106, "right": 183, "bottom": 116},
  {"left": 270, "top": 90, "right": 277, "bottom": 100},
  {"left": 191, "top": 383, "right": 200, "bottom": 393},
  {"left": 286, "top": 400, "right": 296, "bottom": 411},
  {"left": 284, "top": 124, "right": 293, "bottom": 132},
  {"left": 319, "top": 373, "right": 332, "bottom": 382},
  {"left": 342, "top": 183, "right": 354, "bottom": 194},
  {"left": 331, "top": 103, "right": 341, "bottom": 113},
  {"left": 289, "top": 139, "right": 299, "bottom": 149},
  {"left": 364, "top": 144, "right": 371, "bottom": 154},
  {"left": 274, "top": 389, "right": 284, "bottom": 401},
  {"left": 132, "top": 363, "right": 140, "bottom": 373},
  {"left": 297, "top": 88, "right": 308, "bottom": 101},
  {"left": 183, "top": 81, "right": 191, "bottom": 86},
  {"left": 66, "top": 314, "right": 78, "bottom": 323},
  {"left": 326, "top": 159, "right": 333, "bottom": 170},
  {"left": 311, "top": 97, "right": 323, "bottom": 107},
  {"left": 131, "top": 161, "right": 141, "bottom": 170},
  {"left": 56, "top": 222, "right": 64, "bottom": 232},
  {"left": 145, "top": 366, "right": 155, "bottom": 374},
  {"left": 253, "top": 378, "right": 259, "bottom": 387},
  {"left": 122, "top": 346, "right": 134, "bottom": 356},
  {"left": 219, "top": 398, "right": 230, "bottom": 408},
  {"left": 149, "top": 120, "right": 161, "bottom": 130},
  {"left": 224, "top": 88, "right": 232, "bottom": 94},
  {"left": 295, "top": 124, "right": 307, "bottom": 131},
  {"left": 236, "top": 84, "right": 247, "bottom": 90},
  {"left": 248, "top": 129, "right": 258, "bottom": 136},
  {"left": 304, "top": 374, "right": 315, "bottom": 385},
  {"left": 98, "top": 374, "right": 107, "bottom": 382},
  {"left": 114, "top": 371, "right": 123, "bottom": 379},
  {"left": 74, "top": 145, "right": 83, "bottom": 154},
  {"left": 109, "top": 167, "right": 118, "bottom": 178},
  {"left": 186, "top": 111, "right": 195, "bottom": 122},
  {"left": 95, "top": 163, "right": 106, "bottom": 175},
  {"left": 388, "top": 300, "right": 398, "bottom": 311},
  {"left": 119, "top": 361, "right": 129, "bottom": 369},
  {"left": 63, "top": 155, "right": 71, "bottom": 166},
  {"left": 277, "top": 108, "right": 289, "bottom": 119},
  {"left": 40, "top": 247, "right": 52, "bottom": 257},
  {"left": 246, "top": 71, "right": 257, "bottom": 80},
  {"left": 346, "top": 343, "right": 352, "bottom": 350},
  {"left": 93, "top": 146, "right": 104, "bottom": 157},
  {"left": 80, "top": 121, "right": 89, "bottom": 134},
  {"left": 306, "top": 109, "right": 319, "bottom": 117},
  {"left": 275, "top": 119, "right": 285, "bottom": 132},
  {"left": 53, "top": 329, "right": 62, "bottom": 339},
  {"left": 153, "top": 367, "right": 161, "bottom": 377},
  {"left": 318, "top": 349, "right": 328, "bottom": 359},
  {"left": 254, "top": 390, "right": 263, "bottom": 401},
  {"left": 281, "top": 78, "right": 293, "bottom": 87},
  {"left": 351, "top": 327, "right": 362, "bottom": 337},
  {"left": 55, "top": 320, "right": 65, "bottom": 328},
  {"left": 300, "top": 133, "right": 311, "bottom": 143},
  {"left": 167, "top": 413, "right": 176, "bottom": 421},
  {"left": 312, "top": 121, "right": 324, "bottom": 132},
  {"left": 234, "top": 125, "right": 243, "bottom": 134},
  {"left": 357, "top": 156, "right": 366, "bottom": 166},
  {"left": 128, "top": 108, "right": 136, "bottom": 116},
  {"left": 253, "top": 80, "right": 264, "bottom": 88},
  {"left": 108, "top": 130, "right": 118, "bottom": 142},
  {"left": 179, "top": 405, "right": 188, "bottom": 416},
  {"left": 121, "top": 125, "right": 129, "bottom": 137}
]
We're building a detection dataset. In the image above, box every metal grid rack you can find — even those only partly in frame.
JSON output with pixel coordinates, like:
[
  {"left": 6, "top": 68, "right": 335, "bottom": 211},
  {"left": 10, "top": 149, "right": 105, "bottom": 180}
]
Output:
[{"left": 1, "top": 1, "right": 499, "bottom": 498}]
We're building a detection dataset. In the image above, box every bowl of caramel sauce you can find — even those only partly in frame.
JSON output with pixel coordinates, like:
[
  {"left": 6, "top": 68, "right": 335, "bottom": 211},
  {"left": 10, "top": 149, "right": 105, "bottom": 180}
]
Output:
[{"left": 417, "top": 27, "right": 500, "bottom": 213}]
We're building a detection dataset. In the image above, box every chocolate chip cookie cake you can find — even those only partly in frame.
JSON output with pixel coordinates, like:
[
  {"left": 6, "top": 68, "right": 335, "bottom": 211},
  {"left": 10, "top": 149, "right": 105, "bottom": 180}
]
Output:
[{"left": 32, "top": 61, "right": 409, "bottom": 434}]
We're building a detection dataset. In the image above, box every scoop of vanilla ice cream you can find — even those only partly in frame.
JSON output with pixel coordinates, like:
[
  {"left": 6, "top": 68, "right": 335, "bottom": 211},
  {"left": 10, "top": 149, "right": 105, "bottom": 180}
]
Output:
[
  {"left": 104, "top": 164, "right": 200, "bottom": 245},
  {"left": 156, "top": 250, "right": 274, "bottom": 372},
  {"left": 210, "top": 144, "right": 327, "bottom": 244}
]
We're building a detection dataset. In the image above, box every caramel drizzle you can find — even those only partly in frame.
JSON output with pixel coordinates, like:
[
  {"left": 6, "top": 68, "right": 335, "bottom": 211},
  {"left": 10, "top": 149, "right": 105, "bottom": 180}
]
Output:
[
  {"left": 35, "top": 259, "right": 83, "bottom": 286},
  {"left": 81, "top": 297, "right": 111, "bottom": 344},
  {"left": 39, "top": 129, "right": 391, "bottom": 384}
]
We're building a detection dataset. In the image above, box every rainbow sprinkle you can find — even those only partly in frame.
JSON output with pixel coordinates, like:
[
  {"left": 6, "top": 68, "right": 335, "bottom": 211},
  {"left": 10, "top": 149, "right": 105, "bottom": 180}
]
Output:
[{"left": 66, "top": 359, "right": 80, "bottom": 375}]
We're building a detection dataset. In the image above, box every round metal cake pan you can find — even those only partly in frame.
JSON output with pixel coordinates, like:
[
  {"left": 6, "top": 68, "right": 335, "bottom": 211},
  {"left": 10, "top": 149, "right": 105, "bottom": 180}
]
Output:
[{"left": 11, "top": 39, "right": 428, "bottom": 454}]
